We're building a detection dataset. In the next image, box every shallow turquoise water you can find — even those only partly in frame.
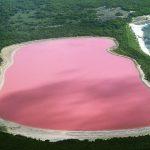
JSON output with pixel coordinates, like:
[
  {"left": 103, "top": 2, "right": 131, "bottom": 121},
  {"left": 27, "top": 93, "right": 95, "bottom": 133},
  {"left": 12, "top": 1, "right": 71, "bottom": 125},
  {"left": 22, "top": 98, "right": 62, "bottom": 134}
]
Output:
[{"left": 142, "top": 24, "right": 150, "bottom": 50}]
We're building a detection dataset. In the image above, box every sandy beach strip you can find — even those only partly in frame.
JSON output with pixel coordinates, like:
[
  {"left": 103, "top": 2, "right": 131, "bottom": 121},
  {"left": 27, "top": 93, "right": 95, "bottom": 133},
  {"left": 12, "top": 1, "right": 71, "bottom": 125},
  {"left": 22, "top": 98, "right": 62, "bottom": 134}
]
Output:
[
  {"left": 0, "top": 37, "right": 150, "bottom": 142},
  {"left": 129, "top": 15, "right": 150, "bottom": 56},
  {"left": 129, "top": 23, "right": 150, "bottom": 56}
]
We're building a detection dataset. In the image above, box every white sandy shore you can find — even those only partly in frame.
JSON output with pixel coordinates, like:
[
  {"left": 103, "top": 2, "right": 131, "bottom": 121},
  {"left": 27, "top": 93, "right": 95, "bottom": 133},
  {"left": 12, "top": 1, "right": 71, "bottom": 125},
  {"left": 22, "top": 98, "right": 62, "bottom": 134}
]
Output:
[
  {"left": 130, "top": 23, "right": 150, "bottom": 56},
  {"left": 0, "top": 37, "right": 150, "bottom": 142},
  {"left": 129, "top": 15, "right": 150, "bottom": 56}
]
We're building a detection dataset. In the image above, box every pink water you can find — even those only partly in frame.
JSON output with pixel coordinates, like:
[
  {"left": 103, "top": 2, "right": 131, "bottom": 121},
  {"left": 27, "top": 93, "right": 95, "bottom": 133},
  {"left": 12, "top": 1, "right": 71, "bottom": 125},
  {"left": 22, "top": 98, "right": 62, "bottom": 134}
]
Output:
[{"left": 0, "top": 37, "right": 150, "bottom": 131}]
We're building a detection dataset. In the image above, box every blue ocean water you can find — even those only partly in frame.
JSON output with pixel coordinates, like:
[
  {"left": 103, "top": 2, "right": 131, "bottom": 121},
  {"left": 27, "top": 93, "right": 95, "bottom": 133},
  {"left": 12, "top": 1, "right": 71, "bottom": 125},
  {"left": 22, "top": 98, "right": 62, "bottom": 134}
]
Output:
[{"left": 142, "top": 24, "right": 150, "bottom": 51}]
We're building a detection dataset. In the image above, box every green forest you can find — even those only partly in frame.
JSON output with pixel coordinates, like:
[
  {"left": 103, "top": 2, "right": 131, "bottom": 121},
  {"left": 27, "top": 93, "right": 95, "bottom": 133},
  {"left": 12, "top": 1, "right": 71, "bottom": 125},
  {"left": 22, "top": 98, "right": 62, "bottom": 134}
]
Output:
[
  {"left": 0, "top": 0, "right": 150, "bottom": 149},
  {"left": 1, "top": 132, "right": 150, "bottom": 150}
]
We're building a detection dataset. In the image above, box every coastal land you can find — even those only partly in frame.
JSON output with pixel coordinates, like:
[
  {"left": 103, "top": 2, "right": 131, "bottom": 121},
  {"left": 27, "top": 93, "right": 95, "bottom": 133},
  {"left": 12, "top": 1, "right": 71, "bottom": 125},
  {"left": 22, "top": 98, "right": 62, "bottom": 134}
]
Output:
[{"left": 1, "top": 0, "right": 150, "bottom": 149}]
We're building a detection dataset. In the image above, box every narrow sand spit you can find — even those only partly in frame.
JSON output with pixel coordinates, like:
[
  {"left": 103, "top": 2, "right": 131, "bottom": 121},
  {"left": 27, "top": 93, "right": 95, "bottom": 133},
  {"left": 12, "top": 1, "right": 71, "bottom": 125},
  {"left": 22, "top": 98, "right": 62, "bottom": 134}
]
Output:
[
  {"left": 129, "top": 15, "right": 150, "bottom": 56},
  {"left": 0, "top": 37, "right": 150, "bottom": 142}
]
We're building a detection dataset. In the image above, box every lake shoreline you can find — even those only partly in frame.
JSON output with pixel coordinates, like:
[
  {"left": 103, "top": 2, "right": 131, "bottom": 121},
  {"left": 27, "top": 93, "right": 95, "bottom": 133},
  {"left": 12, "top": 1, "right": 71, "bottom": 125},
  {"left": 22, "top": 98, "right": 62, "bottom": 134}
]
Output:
[{"left": 0, "top": 37, "right": 150, "bottom": 142}]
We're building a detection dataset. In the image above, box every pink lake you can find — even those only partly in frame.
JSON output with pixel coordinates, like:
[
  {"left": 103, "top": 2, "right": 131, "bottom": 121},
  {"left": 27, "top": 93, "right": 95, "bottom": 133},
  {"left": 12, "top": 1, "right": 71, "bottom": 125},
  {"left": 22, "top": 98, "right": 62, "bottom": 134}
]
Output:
[{"left": 0, "top": 37, "right": 150, "bottom": 131}]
